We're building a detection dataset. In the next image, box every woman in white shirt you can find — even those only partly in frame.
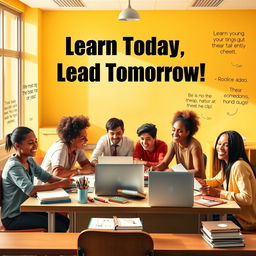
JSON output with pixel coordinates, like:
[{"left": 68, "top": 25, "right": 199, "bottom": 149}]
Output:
[{"left": 41, "top": 115, "right": 94, "bottom": 177}]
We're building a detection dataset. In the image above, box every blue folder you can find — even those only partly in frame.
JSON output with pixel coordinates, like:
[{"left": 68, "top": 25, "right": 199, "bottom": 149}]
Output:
[{"left": 39, "top": 198, "right": 71, "bottom": 204}]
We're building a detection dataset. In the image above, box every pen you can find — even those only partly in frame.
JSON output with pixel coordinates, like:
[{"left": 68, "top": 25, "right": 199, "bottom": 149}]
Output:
[
  {"left": 88, "top": 196, "right": 94, "bottom": 202},
  {"left": 94, "top": 197, "right": 108, "bottom": 203}
]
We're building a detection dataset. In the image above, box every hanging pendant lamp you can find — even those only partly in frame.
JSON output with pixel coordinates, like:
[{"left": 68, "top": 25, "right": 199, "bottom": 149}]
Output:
[{"left": 118, "top": 0, "right": 140, "bottom": 21}]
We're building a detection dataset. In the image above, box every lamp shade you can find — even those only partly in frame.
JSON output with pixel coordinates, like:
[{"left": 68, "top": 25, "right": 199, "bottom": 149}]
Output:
[{"left": 118, "top": 1, "right": 140, "bottom": 21}]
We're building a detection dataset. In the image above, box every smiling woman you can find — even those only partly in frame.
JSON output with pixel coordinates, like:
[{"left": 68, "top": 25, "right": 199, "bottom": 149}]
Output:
[
  {"left": 1, "top": 126, "right": 72, "bottom": 231},
  {"left": 153, "top": 110, "right": 205, "bottom": 178},
  {"left": 41, "top": 115, "right": 95, "bottom": 178},
  {"left": 199, "top": 131, "right": 256, "bottom": 231}
]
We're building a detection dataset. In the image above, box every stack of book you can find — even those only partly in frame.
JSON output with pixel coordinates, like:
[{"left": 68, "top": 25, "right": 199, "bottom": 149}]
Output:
[
  {"left": 37, "top": 188, "right": 71, "bottom": 204},
  {"left": 88, "top": 216, "right": 143, "bottom": 230},
  {"left": 201, "top": 221, "right": 245, "bottom": 248}
]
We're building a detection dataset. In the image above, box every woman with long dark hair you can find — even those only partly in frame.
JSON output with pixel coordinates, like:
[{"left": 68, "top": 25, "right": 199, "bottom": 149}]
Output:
[{"left": 198, "top": 130, "right": 256, "bottom": 230}]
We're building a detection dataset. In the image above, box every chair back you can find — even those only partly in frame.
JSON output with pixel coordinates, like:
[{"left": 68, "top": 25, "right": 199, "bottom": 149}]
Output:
[{"left": 78, "top": 229, "right": 154, "bottom": 256}]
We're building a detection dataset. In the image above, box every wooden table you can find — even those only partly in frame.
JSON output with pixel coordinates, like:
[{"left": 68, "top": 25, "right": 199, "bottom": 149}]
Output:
[
  {"left": 0, "top": 232, "right": 255, "bottom": 256},
  {"left": 20, "top": 189, "right": 240, "bottom": 232}
]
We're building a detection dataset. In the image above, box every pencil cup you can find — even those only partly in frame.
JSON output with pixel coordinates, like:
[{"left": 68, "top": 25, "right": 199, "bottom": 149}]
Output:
[{"left": 77, "top": 188, "right": 88, "bottom": 204}]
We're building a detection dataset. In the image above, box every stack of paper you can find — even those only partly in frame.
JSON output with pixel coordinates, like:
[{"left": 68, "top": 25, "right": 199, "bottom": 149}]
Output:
[
  {"left": 37, "top": 188, "right": 71, "bottom": 204},
  {"left": 88, "top": 217, "right": 143, "bottom": 230},
  {"left": 201, "top": 221, "right": 244, "bottom": 248}
]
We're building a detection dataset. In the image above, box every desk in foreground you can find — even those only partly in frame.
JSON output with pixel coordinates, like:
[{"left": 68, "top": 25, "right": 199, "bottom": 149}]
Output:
[{"left": 0, "top": 233, "right": 255, "bottom": 256}]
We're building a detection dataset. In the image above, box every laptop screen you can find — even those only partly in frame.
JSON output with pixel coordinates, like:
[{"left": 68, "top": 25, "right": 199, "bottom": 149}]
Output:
[
  {"left": 95, "top": 164, "right": 144, "bottom": 196},
  {"left": 148, "top": 171, "right": 194, "bottom": 207}
]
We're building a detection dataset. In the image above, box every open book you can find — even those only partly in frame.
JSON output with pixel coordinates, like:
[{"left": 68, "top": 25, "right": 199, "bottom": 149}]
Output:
[
  {"left": 88, "top": 217, "right": 143, "bottom": 230},
  {"left": 37, "top": 188, "right": 71, "bottom": 204}
]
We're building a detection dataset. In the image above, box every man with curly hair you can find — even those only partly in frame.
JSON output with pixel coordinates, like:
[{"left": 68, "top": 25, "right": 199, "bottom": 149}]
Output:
[{"left": 41, "top": 115, "right": 94, "bottom": 177}]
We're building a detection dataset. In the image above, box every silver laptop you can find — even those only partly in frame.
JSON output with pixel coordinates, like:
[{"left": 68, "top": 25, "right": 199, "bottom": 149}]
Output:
[
  {"left": 98, "top": 156, "right": 133, "bottom": 164},
  {"left": 95, "top": 164, "right": 144, "bottom": 196},
  {"left": 148, "top": 171, "right": 194, "bottom": 207}
]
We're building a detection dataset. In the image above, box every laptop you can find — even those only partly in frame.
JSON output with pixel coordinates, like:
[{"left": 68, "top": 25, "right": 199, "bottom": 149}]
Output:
[
  {"left": 98, "top": 156, "right": 133, "bottom": 164},
  {"left": 95, "top": 164, "right": 144, "bottom": 196},
  {"left": 172, "top": 163, "right": 202, "bottom": 196},
  {"left": 148, "top": 171, "right": 194, "bottom": 207}
]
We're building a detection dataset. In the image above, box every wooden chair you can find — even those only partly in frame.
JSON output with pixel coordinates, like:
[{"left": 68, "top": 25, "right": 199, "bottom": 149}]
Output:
[
  {"left": 77, "top": 229, "right": 154, "bottom": 256},
  {"left": 0, "top": 169, "right": 46, "bottom": 232}
]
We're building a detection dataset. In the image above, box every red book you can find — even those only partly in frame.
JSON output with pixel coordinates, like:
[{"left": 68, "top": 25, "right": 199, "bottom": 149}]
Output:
[{"left": 194, "top": 195, "right": 226, "bottom": 207}]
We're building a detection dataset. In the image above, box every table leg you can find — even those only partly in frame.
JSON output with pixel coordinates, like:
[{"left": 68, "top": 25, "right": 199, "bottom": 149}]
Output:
[
  {"left": 69, "top": 212, "right": 76, "bottom": 232},
  {"left": 220, "top": 214, "right": 227, "bottom": 220},
  {"left": 206, "top": 214, "right": 213, "bottom": 220},
  {"left": 48, "top": 212, "right": 55, "bottom": 232},
  {"left": 197, "top": 214, "right": 201, "bottom": 233}
]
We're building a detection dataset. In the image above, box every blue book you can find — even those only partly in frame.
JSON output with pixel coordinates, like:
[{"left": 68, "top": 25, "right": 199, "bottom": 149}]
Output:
[{"left": 39, "top": 198, "right": 71, "bottom": 204}]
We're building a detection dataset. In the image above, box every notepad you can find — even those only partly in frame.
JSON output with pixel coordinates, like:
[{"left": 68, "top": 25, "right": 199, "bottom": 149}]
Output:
[
  {"left": 37, "top": 188, "right": 70, "bottom": 204},
  {"left": 194, "top": 195, "right": 226, "bottom": 207}
]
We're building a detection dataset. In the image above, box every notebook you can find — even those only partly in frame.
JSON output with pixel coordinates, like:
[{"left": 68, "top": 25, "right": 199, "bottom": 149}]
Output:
[
  {"left": 148, "top": 171, "right": 194, "bottom": 207},
  {"left": 98, "top": 156, "right": 133, "bottom": 164},
  {"left": 95, "top": 164, "right": 144, "bottom": 196},
  {"left": 37, "top": 188, "right": 71, "bottom": 204}
]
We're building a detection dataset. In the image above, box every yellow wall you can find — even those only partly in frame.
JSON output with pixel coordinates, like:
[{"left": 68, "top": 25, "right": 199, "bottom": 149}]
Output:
[
  {"left": 23, "top": 6, "right": 42, "bottom": 136},
  {"left": 1, "top": 2, "right": 256, "bottom": 174},
  {"left": 41, "top": 10, "right": 256, "bottom": 150}
]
